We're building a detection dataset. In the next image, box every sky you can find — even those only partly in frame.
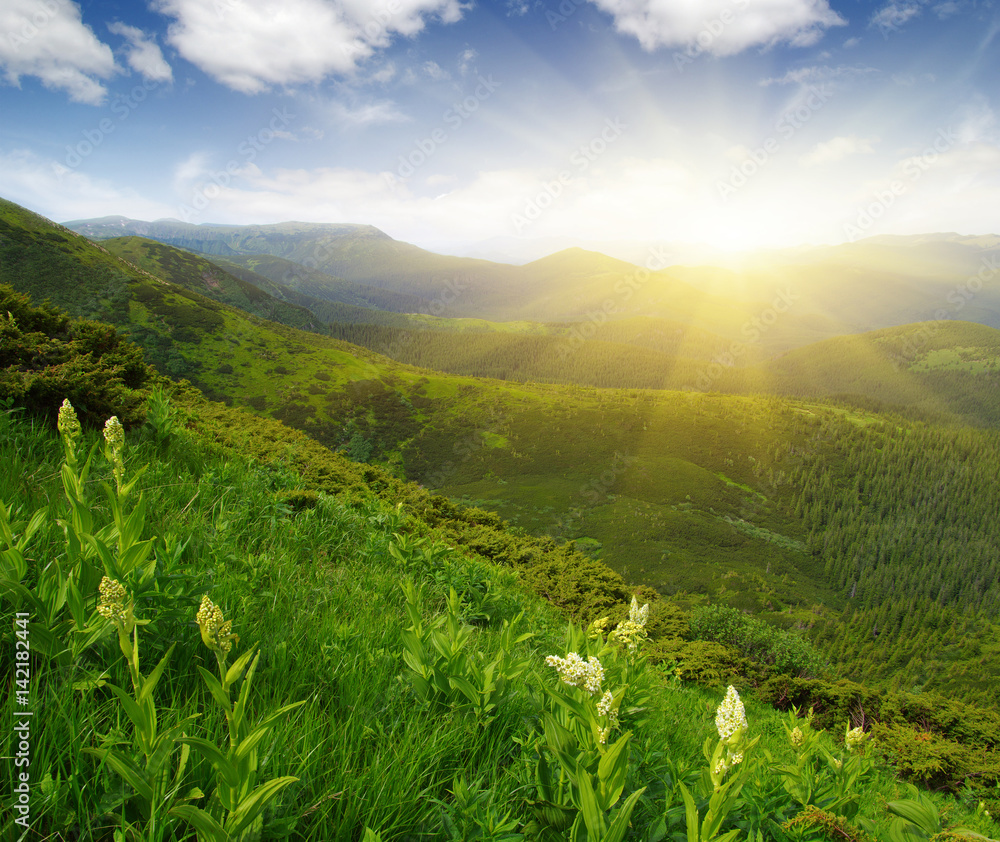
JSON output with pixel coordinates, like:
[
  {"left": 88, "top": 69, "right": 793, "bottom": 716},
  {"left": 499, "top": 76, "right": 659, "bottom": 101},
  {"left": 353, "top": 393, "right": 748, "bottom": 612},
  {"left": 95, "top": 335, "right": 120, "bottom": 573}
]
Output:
[{"left": 1, "top": 0, "right": 999, "bottom": 257}]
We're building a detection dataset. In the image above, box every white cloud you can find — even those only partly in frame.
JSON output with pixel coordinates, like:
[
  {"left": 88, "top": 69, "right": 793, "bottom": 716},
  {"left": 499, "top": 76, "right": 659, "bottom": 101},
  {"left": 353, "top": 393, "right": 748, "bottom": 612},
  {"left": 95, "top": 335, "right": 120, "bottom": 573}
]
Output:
[
  {"left": 151, "top": 0, "right": 467, "bottom": 93},
  {"left": 107, "top": 22, "right": 173, "bottom": 83},
  {"left": 0, "top": 0, "right": 116, "bottom": 104},
  {"left": 423, "top": 60, "right": 449, "bottom": 80},
  {"left": 760, "top": 64, "right": 877, "bottom": 87},
  {"left": 370, "top": 61, "right": 397, "bottom": 84},
  {"left": 327, "top": 97, "right": 410, "bottom": 126},
  {"left": 843, "top": 139, "right": 1000, "bottom": 239},
  {"left": 171, "top": 150, "right": 212, "bottom": 194},
  {"left": 0, "top": 148, "right": 177, "bottom": 220},
  {"left": 586, "top": 0, "right": 846, "bottom": 55},
  {"left": 800, "top": 135, "right": 876, "bottom": 166},
  {"left": 870, "top": 2, "right": 922, "bottom": 35},
  {"left": 457, "top": 48, "right": 477, "bottom": 76}
]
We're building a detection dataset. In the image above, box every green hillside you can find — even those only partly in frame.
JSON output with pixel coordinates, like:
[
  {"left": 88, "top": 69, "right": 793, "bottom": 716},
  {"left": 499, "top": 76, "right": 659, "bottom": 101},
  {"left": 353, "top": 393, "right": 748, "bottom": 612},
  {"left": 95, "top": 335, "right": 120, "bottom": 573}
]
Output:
[
  {"left": 64, "top": 215, "right": 519, "bottom": 313},
  {"left": 98, "top": 235, "right": 762, "bottom": 395},
  {"left": 208, "top": 252, "right": 427, "bottom": 315},
  {"left": 3, "top": 298, "right": 1000, "bottom": 839},
  {"left": 8, "top": 196, "right": 1000, "bottom": 710},
  {"left": 65, "top": 215, "right": 1000, "bottom": 346},
  {"left": 731, "top": 321, "right": 1000, "bottom": 427},
  {"left": 102, "top": 236, "right": 332, "bottom": 333}
]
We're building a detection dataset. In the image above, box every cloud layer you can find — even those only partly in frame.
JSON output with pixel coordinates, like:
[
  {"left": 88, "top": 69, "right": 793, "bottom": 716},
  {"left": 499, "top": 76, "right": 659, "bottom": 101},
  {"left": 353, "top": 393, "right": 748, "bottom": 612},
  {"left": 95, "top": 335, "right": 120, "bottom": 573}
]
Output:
[
  {"left": 151, "top": 0, "right": 466, "bottom": 93},
  {"left": 0, "top": 0, "right": 115, "bottom": 103},
  {"left": 107, "top": 22, "right": 173, "bottom": 83},
  {"left": 587, "top": 0, "right": 846, "bottom": 55}
]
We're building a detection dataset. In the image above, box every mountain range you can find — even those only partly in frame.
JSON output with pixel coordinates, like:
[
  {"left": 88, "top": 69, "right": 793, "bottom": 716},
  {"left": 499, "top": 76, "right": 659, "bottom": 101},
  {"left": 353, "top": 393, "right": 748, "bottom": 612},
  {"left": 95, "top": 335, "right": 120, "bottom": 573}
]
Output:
[
  {"left": 4, "top": 196, "right": 1000, "bottom": 710},
  {"left": 64, "top": 214, "right": 1000, "bottom": 344}
]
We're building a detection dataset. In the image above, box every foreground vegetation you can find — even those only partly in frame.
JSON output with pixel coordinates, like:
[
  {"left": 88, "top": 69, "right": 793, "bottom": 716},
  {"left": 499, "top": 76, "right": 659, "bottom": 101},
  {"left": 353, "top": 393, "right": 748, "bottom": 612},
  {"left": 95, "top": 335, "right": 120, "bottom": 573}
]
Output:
[
  {"left": 2, "top": 394, "right": 998, "bottom": 841},
  {"left": 2, "top": 291, "right": 1000, "bottom": 839},
  {"left": 5, "top": 196, "right": 1000, "bottom": 714}
]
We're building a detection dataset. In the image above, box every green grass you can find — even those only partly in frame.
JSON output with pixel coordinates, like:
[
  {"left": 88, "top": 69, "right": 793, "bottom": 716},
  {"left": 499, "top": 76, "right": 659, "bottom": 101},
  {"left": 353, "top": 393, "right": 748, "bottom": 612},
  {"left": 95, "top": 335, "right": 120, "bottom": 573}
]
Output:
[
  {"left": 0, "top": 407, "right": 557, "bottom": 839},
  {"left": 2, "top": 386, "right": 999, "bottom": 839},
  {"left": 6, "top": 194, "right": 1000, "bottom": 723}
]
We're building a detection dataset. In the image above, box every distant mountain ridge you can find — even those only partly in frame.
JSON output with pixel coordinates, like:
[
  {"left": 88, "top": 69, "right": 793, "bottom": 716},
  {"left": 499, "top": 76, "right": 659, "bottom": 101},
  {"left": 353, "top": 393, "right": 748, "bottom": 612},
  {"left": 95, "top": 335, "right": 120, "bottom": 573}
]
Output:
[
  {"left": 8, "top": 195, "right": 1000, "bottom": 710},
  {"left": 64, "top": 214, "right": 1000, "bottom": 341}
]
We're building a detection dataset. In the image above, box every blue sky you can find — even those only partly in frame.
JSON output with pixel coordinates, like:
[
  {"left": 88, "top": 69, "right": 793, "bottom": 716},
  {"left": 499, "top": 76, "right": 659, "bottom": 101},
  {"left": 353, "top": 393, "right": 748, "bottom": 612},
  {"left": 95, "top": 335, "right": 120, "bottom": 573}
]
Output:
[{"left": 1, "top": 0, "right": 998, "bottom": 255}]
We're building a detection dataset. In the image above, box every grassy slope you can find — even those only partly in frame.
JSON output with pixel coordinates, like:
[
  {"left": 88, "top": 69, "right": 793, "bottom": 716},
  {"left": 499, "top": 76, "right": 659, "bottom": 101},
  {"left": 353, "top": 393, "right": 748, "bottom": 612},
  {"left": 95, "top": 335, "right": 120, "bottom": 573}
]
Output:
[
  {"left": 0, "top": 197, "right": 840, "bottom": 620},
  {"left": 207, "top": 252, "right": 427, "bottom": 315},
  {"left": 101, "top": 235, "right": 332, "bottom": 332},
  {"left": 3, "top": 403, "right": 996, "bottom": 839},
  {"left": 10, "top": 196, "right": 1000, "bottom": 705},
  {"left": 734, "top": 321, "right": 1000, "bottom": 427}
]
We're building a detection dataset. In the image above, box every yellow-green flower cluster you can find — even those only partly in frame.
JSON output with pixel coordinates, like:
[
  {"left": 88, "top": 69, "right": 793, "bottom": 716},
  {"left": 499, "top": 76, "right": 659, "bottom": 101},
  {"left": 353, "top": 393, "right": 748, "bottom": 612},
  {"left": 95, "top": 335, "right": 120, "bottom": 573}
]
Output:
[
  {"left": 197, "top": 595, "right": 238, "bottom": 656},
  {"left": 97, "top": 576, "right": 129, "bottom": 625},
  {"left": 545, "top": 652, "right": 604, "bottom": 695},
  {"left": 628, "top": 595, "right": 649, "bottom": 626},
  {"left": 596, "top": 690, "right": 620, "bottom": 744},
  {"left": 104, "top": 415, "right": 125, "bottom": 487},
  {"left": 611, "top": 620, "right": 646, "bottom": 653},
  {"left": 715, "top": 685, "right": 747, "bottom": 743},
  {"left": 790, "top": 726, "right": 805, "bottom": 749},
  {"left": 713, "top": 750, "right": 744, "bottom": 777},
  {"left": 58, "top": 399, "right": 81, "bottom": 448},
  {"left": 588, "top": 616, "right": 610, "bottom": 640},
  {"left": 611, "top": 595, "right": 650, "bottom": 652},
  {"left": 845, "top": 725, "right": 867, "bottom": 753}
]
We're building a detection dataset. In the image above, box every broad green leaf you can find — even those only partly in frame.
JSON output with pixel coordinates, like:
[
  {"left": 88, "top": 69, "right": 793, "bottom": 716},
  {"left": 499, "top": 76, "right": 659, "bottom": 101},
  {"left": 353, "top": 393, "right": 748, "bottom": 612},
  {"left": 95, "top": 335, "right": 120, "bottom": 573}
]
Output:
[
  {"left": 233, "top": 700, "right": 305, "bottom": 761},
  {"left": 0, "top": 547, "right": 27, "bottom": 583},
  {"left": 119, "top": 540, "right": 155, "bottom": 580},
  {"left": 231, "top": 703, "right": 308, "bottom": 766},
  {"left": 576, "top": 771, "right": 605, "bottom": 838},
  {"left": 84, "top": 747, "right": 153, "bottom": 803},
  {"left": 596, "top": 731, "right": 632, "bottom": 809},
  {"left": 83, "top": 534, "right": 117, "bottom": 579},
  {"left": 139, "top": 643, "right": 176, "bottom": 705},
  {"left": 22, "top": 506, "right": 47, "bottom": 547},
  {"left": 448, "top": 674, "right": 480, "bottom": 707},
  {"left": 65, "top": 576, "right": 86, "bottom": 628},
  {"left": 108, "top": 684, "right": 152, "bottom": 752},
  {"left": 169, "top": 804, "right": 229, "bottom": 842},
  {"left": 679, "top": 782, "right": 700, "bottom": 842},
  {"left": 198, "top": 666, "right": 232, "bottom": 711},
  {"left": 0, "top": 500, "right": 14, "bottom": 546},
  {"left": 173, "top": 741, "right": 192, "bottom": 788},
  {"left": 226, "top": 775, "right": 299, "bottom": 836},
  {"left": 603, "top": 787, "right": 647, "bottom": 842},
  {"left": 886, "top": 798, "right": 939, "bottom": 833}
]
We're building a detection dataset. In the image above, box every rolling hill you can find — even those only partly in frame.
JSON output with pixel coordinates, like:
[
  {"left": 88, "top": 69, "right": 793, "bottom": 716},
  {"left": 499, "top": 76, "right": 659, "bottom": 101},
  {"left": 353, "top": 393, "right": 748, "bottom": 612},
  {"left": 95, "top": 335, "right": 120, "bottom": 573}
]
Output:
[
  {"left": 5, "top": 195, "right": 1000, "bottom": 706},
  {"left": 65, "top": 215, "right": 1000, "bottom": 349},
  {"left": 720, "top": 321, "right": 1000, "bottom": 427}
]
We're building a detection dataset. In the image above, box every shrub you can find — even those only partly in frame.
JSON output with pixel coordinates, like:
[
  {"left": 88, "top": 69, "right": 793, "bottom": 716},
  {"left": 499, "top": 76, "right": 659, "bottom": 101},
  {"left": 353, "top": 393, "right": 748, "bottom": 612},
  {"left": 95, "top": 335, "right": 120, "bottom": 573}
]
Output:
[
  {"left": 691, "top": 603, "right": 826, "bottom": 678},
  {"left": 0, "top": 284, "right": 152, "bottom": 427}
]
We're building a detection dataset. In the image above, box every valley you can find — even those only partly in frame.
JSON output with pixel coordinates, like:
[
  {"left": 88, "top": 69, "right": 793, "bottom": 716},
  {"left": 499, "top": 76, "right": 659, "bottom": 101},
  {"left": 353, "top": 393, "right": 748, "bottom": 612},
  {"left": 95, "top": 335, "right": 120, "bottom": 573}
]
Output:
[{"left": 4, "top": 196, "right": 1000, "bottom": 709}]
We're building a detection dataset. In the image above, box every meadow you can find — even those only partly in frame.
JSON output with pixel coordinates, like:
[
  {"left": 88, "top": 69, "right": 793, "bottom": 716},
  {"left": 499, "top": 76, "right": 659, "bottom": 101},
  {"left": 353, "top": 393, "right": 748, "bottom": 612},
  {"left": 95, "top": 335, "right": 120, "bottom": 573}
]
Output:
[{"left": 2, "top": 393, "right": 998, "bottom": 840}]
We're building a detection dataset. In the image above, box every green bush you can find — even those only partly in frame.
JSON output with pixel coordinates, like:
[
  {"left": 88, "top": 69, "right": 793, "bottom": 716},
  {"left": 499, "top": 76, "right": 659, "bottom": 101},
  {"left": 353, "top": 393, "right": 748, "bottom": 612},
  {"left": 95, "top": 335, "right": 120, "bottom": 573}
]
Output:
[
  {"left": 691, "top": 603, "right": 826, "bottom": 678},
  {"left": 0, "top": 284, "right": 152, "bottom": 427}
]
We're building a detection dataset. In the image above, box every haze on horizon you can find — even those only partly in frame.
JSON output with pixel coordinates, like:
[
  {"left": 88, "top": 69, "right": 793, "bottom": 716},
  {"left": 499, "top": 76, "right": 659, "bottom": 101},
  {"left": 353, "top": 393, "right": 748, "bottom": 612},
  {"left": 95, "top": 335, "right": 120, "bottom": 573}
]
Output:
[{"left": 1, "top": 0, "right": 998, "bottom": 258}]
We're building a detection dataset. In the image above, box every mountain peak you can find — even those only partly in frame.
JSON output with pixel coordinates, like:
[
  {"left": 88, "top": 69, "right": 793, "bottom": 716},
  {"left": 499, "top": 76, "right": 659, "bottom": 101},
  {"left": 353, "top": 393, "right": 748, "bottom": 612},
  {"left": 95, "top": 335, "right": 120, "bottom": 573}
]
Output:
[{"left": 523, "top": 246, "right": 640, "bottom": 274}]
